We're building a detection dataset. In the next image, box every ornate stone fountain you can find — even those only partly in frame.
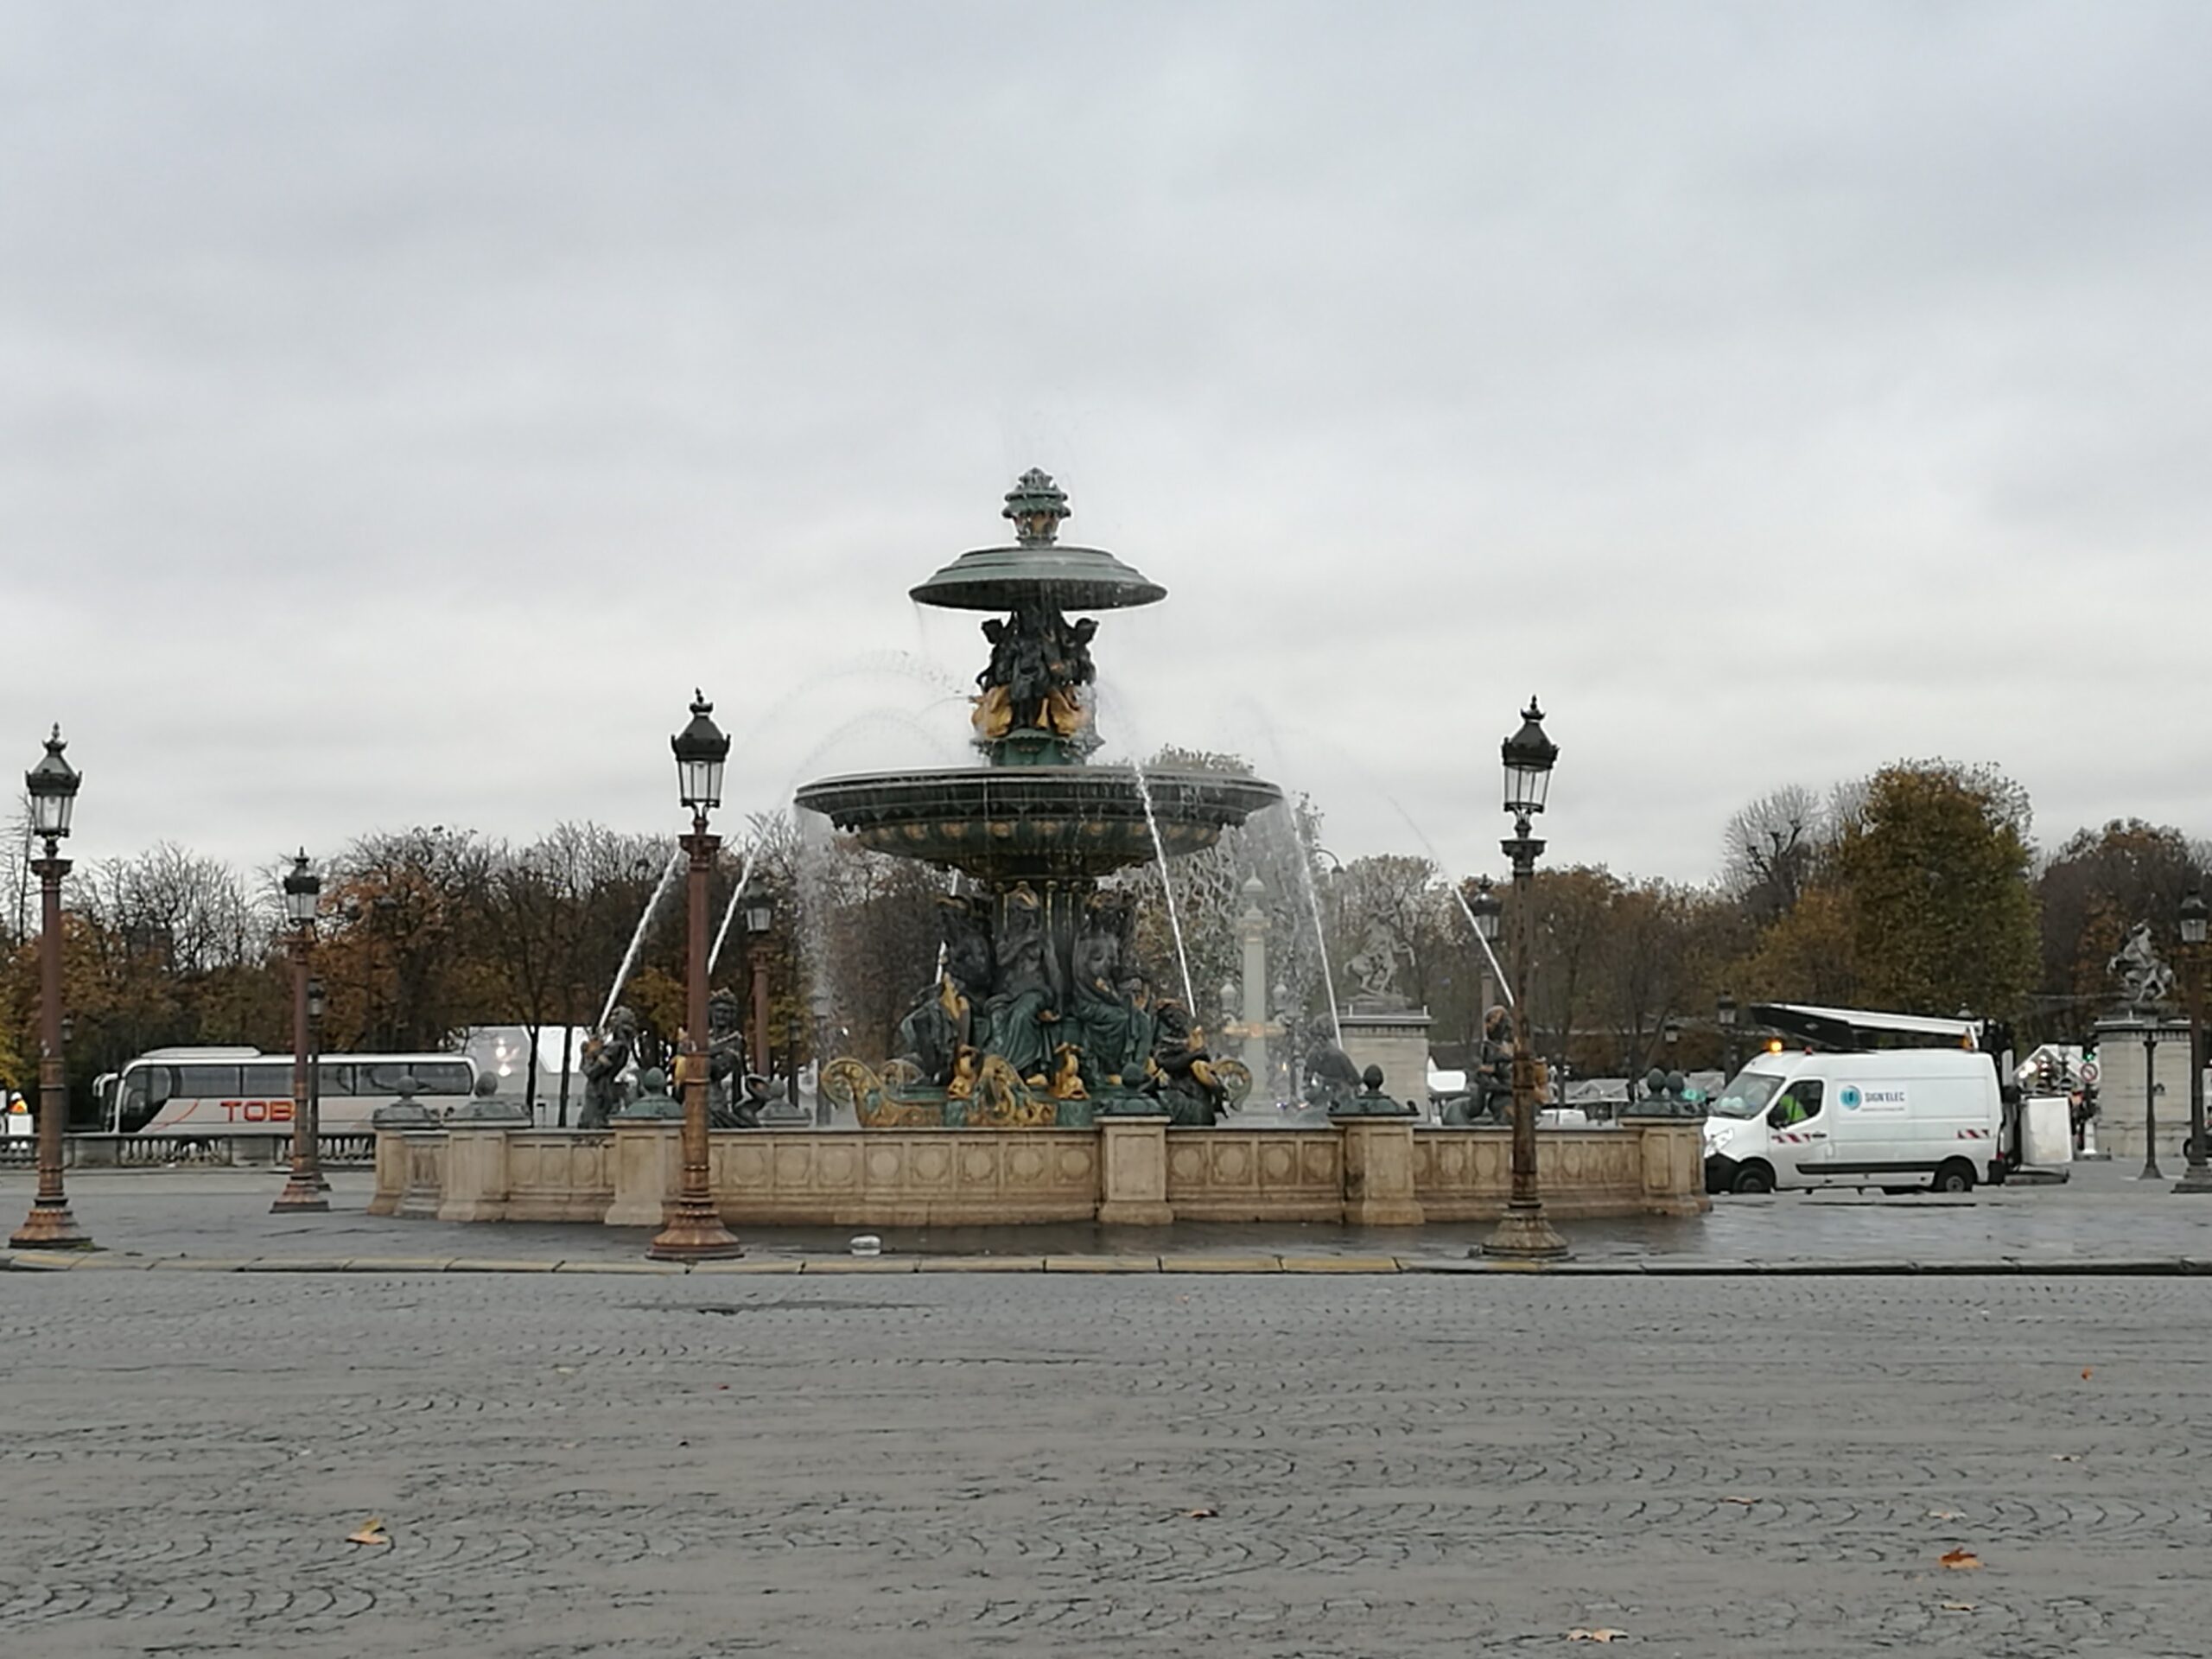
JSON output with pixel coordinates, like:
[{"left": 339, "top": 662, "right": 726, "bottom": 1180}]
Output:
[{"left": 798, "top": 470, "right": 1283, "bottom": 1128}]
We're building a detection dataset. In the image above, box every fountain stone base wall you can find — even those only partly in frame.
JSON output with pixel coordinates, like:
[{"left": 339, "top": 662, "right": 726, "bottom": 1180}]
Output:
[{"left": 371, "top": 1118, "right": 1709, "bottom": 1229}]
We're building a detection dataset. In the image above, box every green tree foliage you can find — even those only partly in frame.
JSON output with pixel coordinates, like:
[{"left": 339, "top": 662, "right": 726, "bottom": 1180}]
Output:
[
  {"left": 2037, "top": 820, "right": 2208, "bottom": 1030},
  {"left": 1828, "top": 761, "right": 2039, "bottom": 1019}
]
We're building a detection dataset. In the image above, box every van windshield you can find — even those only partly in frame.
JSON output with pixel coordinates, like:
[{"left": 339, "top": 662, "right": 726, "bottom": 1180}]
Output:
[{"left": 1708, "top": 1072, "right": 1784, "bottom": 1120}]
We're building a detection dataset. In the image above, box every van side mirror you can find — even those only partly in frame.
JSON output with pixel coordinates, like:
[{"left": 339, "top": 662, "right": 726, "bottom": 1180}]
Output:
[{"left": 1765, "top": 1105, "right": 1785, "bottom": 1128}]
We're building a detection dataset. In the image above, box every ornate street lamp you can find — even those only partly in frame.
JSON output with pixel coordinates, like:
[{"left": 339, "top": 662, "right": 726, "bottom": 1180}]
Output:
[
  {"left": 272, "top": 850, "right": 328, "bottom": 1212},
  {"left": 745, "top": 892, "right": 775, "bottom": 1087},
  {"left": 1482, "top": 699, "right": 1567, "bottom": 1260},
  {"left": 11, "top": 728, "right": 90, "bottom": 1249},
  {"left": 1467, "top": 873, "right": 1505, "bottom": 1073},
  {"left": 2177, "top": 893, "right": 2210, "bottom": 1194},
  {"left": 1717, "top": 989, "right": 1738, "bottom": 1077},
  {"left": 647, "top": 692, "right": 743, "bottom": 1262}
]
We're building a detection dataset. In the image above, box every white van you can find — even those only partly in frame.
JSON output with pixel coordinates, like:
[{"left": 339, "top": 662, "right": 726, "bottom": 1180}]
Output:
[{"left": 1702, "top": 1048, "right": 2005, "bottom": 1195}]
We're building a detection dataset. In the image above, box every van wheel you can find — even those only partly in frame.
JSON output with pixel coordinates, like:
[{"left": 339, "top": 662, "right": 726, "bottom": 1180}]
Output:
[
  {"left": 1732, "top": 1162, "right": 1776, "bottom": 1194},
  {"left": 1934, "top": 1160, "right": 1975, "bottom": 1194}
]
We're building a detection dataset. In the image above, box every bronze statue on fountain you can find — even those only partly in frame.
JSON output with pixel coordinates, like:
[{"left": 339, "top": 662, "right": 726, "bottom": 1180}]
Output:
[{"left": 802, "top": 470, "right": 1282, "bottom": 1129}]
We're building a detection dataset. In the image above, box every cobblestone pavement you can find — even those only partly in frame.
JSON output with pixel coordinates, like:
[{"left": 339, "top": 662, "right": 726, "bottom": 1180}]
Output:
[
  {"left": 6, "top": 1158, "right": 2212, "bottom": 1269},
  {"left": 3, "top": 1270, "right": 2208, "bottom": 1656}
]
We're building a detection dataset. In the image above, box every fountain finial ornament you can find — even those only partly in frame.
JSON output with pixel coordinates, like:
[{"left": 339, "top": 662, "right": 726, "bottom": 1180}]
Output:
[{"left": 1003, "top": 467, "right": 1071, "bottom": 546}]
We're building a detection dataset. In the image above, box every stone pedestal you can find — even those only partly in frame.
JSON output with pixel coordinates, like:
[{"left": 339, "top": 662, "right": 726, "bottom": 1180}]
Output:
[
  {"left": 1618, "top": 1116, "right": 1711, "bottom": 1217},
  {"left": 395, "top": 1132, "right": 447, "bottom": 1220},
  {"left": 1336, "top": 1117, "right": 1425, "bottom": 1226},
  {"left": 1338, "top": 995, "right": 1433, "bottom": 1116},
  {"left": 1097, "top": 1116, "right": 1173, "bottom": 1225},
  {"left": 605, "top": 1121, "right": 683, "bottom": 1227},
  {"left": 2092, "top": 1014, "right": 2195, "bottom": 1162},
  {"left": 438, "top": 1124, "right": 515, "bottom": 1223},
  {"left": 367, "top": 1128, "right": 407, "bottom": 1217}
]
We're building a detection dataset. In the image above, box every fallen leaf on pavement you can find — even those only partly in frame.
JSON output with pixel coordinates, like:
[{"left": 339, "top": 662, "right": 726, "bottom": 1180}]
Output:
[
  {"left": 1566, "top": 1630, "right": 1628, "bottom": 1643},
  {"left": 1182, "top": 1507, "right": 1217, "bottom": 1519},
  {"left": 1941, "top": 1601, "right": 1977, "bottom": 1613},
  {"left": 1939, "top": 1549, "right": 1981, "bottom": 1570},
  {"left": 346, "top": 1517, "right": 391, "bottom": 1548},
  {"left": 2051, "top": 1453, "right": 2081, "bottom": 1462},
  {"left": 2082, "top": 1367, "right": 2094, "bottom": 1380},
  {"left": 1927, "top": 1510, "right": 1962, "bottom": 1521}
]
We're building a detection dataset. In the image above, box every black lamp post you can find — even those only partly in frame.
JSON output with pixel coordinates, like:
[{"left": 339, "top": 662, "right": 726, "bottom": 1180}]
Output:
[
  {"left": 10, "top": 728, "right": 90, "bottom": 1249},
  {"left": 745, "top": 893, "right": 775, "bottom": 1086},
  {"left": 1470, "top": 873, "right": 1503, "bottom": 1027},
  {"left": 1482, "top": 698, "right": 1567, "bottom": 1261},
  {"left": 2177, "top": 893, "right": 2210, "bottom": 1194},
  {"left": 1717, "top": 990, "right": 1739, "bottom": 1077},
  {"left": 647, "top": 692, "right": 743, "bottom": 1262},
  {"left": 272, "top": 850, "right": 328, "bottom": 1212}
]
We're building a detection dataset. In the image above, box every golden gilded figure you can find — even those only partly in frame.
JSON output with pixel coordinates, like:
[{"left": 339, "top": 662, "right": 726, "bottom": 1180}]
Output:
[{"left": 1048, "top": 1043, "right": 1088, "bottom": 1101}]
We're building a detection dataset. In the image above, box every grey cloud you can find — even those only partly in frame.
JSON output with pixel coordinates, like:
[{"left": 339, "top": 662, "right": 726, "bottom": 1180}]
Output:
[{"left": 2, "top": 0, "right": 2207, "bottom": 887}]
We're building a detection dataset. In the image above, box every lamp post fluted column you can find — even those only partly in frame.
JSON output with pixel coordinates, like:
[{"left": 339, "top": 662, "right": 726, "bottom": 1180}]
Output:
[
  {"left": 12, "top": 728, "right": 88, "bottom": 1250},
  {"left": 2175, "top": 893, "right": 2210, "bottom": 1194},
  {"left": 273, "top": 851, "right": 327, "bottom": 1213},
  {"left": 1482, "top": 699, "right": 1567, "bottom": 1262},
  {"left": 2140, "top": 1024, "right": 2164, "bottom": 1182},
  {"left": 649, "top": 695, "right": 743, "bottom": 1262}
]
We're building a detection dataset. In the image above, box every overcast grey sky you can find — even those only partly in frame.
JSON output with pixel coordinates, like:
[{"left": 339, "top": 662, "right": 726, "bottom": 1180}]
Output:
[{"left": 4, "top": 1, "right": 2207, "bottom": 888}]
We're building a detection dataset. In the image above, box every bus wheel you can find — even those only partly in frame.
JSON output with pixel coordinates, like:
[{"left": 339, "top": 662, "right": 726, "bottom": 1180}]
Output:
[
  {"left": 1934, "top": 1160, "right": 1976, "bottom": 1194},
  {"left": 1732, "top": 1162, "right": 1776, "bottom": 1195}
]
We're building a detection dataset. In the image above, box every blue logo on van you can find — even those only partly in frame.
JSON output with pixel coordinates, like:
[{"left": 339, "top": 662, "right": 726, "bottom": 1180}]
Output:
[{"left": 1840, "top": 1084, "right": 1863, "bottom": 1110}]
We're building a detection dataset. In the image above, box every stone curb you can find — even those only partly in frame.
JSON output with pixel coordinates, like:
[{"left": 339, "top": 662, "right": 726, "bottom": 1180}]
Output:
[{"left": 10, "top": 1249, "right": 2212, "bottom": 1277}]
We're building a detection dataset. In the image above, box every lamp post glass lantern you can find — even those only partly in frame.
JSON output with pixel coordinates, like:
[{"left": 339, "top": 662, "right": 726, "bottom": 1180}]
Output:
[
  {"left": 649, "top": 692, "right": 742, "bottom": 1262},
  {"left": 272, "top": 850, "right": 329, "bottom": 1212},
  {"left": 11, "top": 727, "right": 90, "bottom": 1249},
  {"left": 672, "top": 690, "right": 728, "bottom": 815},
  {"left": 2177, "top": 893, "right": 2211, "bottom": 1192},
  {"left": 1501, "top": 698, "right": 1559, "bottom": 821},
  {"left": 1482, "top": 699, "right": 1567, "bottom": 1261},
  {"left": 1470, "top": 876, "right": 1502, "bottom": 942}
]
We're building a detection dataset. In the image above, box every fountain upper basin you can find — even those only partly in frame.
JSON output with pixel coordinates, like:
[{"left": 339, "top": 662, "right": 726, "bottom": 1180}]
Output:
[{"left": 796, "top": 766, "right": 1284, "bottom": 882}]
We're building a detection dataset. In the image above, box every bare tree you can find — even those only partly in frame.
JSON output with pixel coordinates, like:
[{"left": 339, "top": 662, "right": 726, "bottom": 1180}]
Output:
[{"left": 1721, "top": 785, "right": 1827, "bottom": 923}]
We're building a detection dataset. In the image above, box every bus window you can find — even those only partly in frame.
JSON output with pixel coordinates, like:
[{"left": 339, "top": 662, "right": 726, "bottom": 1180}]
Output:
[
  {"left": 316, "top": 1064, "right": 354, "bottom": 1096},
  {"left": 175, "top": 1065, "right": 241, "bottom": 1097},
  {"left": 416, "top": 1062, "right": 473, "bottom": 1096},
  {"left": 124, "top": 1068, "right": 173, "bottom": 1111},
  {"left": 241, "top": 1063, "right": 292, "bottom": 1097},
  {"left": 359, "top": 1062, "right": 411, "bottom": 1095}
]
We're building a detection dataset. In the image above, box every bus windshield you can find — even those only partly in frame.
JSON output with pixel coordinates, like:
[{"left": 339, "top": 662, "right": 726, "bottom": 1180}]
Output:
[{"left": 1707, "top": 1071, "right": 1784, "bottom": 1120}]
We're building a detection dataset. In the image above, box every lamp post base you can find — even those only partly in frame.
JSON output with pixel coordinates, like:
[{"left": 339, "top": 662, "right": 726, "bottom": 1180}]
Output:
[
  {"left": 2174, "top": 1163, "right": 2212, "bottom": 1195},
  {"left": 10, "top": 1198, "right": 92, "bottom": 1250},
  {"left": 1478, "top": 1200, "right": 1568, "bottom": 1261},
  {"left": 645, "top": 1198, "right": 744, "bottom": 1262},
  {"left": 270, "top": 1175, "right": 330, "bottom": 1214}
]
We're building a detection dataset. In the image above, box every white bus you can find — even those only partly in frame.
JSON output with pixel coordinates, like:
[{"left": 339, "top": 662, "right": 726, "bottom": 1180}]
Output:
[{"left": 96, "top": 1046, "right": 478, "bottom": 1135}]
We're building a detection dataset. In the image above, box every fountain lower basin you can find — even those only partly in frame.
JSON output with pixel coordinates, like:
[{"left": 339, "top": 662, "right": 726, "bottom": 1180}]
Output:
[{"left": 795, "top": 766, "right": 1283, "bottom": 882}]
